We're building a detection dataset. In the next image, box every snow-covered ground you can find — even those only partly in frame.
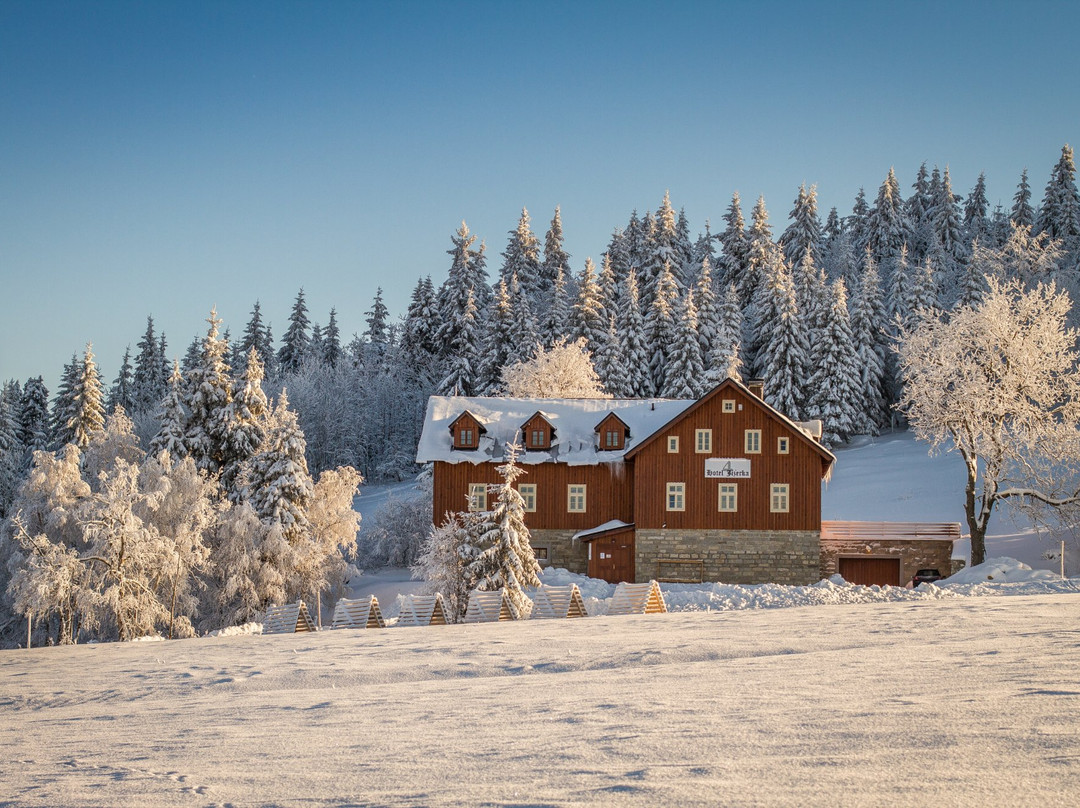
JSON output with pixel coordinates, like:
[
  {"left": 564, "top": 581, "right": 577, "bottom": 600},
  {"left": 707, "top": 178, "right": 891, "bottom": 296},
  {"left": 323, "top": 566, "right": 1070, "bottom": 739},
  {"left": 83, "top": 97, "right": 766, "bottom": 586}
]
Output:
[{"left": 3, "top": 589, "right": 1079, "bottom": 806}]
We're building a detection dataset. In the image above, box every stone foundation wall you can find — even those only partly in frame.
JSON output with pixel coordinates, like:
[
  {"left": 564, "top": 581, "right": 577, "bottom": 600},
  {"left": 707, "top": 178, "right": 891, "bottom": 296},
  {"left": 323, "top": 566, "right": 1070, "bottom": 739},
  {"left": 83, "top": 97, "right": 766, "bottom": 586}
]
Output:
[
  {"left": 820, "top": 539, "right": 956, "bottom": 584},
  {"left": 635, "top": 529, "right": 821, "bottom": 586},
  {"left": 529, "top": 529, "right": 589, "bottom": 575}
]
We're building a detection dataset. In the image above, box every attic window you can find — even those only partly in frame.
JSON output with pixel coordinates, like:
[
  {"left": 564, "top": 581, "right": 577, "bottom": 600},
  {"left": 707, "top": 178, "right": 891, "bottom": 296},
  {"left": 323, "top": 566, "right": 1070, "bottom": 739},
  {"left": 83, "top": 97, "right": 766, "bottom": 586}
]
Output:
[{"left": 521, "top": 413, "right": 555, "bottom": 451}]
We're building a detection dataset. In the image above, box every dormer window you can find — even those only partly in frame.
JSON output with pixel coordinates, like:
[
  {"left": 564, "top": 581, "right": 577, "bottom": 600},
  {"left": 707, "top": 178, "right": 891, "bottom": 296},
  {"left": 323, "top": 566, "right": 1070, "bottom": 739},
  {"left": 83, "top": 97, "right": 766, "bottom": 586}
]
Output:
[
  {"left": 594, "top": 412, "right": 630, "bottom": 451},
  {"left": 449, "top": 411, "right": 486, "bottom": 451},
  {"left": 520, "top": 412, "right": 555, "bottom": 451}
]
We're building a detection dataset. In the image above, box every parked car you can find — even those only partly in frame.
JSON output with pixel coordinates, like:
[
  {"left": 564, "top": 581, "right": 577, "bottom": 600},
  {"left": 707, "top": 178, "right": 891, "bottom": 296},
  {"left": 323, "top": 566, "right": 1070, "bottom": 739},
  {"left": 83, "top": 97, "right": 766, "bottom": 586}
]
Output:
[{"left": 911, "top": 568, "right": 944, "bottom": 586}]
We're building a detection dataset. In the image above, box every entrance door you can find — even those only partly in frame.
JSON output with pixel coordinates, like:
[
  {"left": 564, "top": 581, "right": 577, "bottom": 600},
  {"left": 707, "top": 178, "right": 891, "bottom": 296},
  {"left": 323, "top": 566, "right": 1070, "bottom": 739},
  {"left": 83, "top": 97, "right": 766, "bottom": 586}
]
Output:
[
  {"left": 587, "top": 530, "right": 635, "bottom": 583},
  {"left": 838, "top": 557, "right": 902, "bottom": 587}
]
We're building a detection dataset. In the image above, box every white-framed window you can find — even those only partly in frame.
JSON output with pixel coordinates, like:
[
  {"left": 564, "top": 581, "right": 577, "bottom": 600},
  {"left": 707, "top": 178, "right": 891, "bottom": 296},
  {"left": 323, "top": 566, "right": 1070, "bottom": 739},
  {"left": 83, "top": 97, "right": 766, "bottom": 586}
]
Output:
[
  {"left": 604, "top": 429, "right": 622, "bottom": 448},
  {"left": 777, "top": 436, "right": 790, "bottom": 454},
  {"left": 770, "top": 483, "right": 790, "bottom": 513},
  {"left": 529, "top": 429, "right": 546, "bottom": 448},
  {"left": 568, "top": 484, "right": 587, "bottom": 513},
  {"left": 695, "top": 428, "right": 712, "bottom": 453},
  {"left": 744, "top": 429, "right": 762, "bottom": 454},
  {"left": 666, "top": 482, "right": 686, "bottom": 511},
  {"left": 718, "top": 484, "right": 738, "bottom": 512},
  {"left": 468, "top": 483, "right": 487, "bottom": 512},
  {"left": 460, "top": 428, "right": 474, "bottom": 447},
  {"left": 667, "top": 435, "right": 679, "bottom": 453},
  {"left": 722, "top": 399, "right": 736, "bottom": 413},
  {"left": 518, "top": 483, "right": 537, "bottom": 512}
]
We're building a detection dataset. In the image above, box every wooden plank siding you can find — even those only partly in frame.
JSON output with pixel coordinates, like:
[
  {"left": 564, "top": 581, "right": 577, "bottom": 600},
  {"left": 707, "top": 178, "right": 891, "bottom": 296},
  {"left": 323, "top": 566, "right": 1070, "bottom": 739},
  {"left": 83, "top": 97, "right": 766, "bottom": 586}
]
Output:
[
  {"left": 432, "top": 460, "right": 635, "bottom": 530},
  {"left": 630, "top": 385, "right": 825, "bottom": 531}
]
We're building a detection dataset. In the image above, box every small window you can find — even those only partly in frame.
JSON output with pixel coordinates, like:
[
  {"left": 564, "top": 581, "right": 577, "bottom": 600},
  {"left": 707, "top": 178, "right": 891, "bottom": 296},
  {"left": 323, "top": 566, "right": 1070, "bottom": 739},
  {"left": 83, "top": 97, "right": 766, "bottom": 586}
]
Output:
[
  {"left": 468, "top": 483, "right": 487, "bottom": 512},
  {"left": 568, "top": 484, "right": 587, "bottom": 513},
  {"left": 533, "top": 546, "right": 549, "bottom": 561},
  {"left": 667, "top": 436, "right": 679, "bottom": 453},
  {"left": 518, "top": 483, "right": 537, "bottom": 512},
  {"left": 666, "top": 482, "right": 686, "bottom": 511},
  {"left": 604, "top": 429, "right": 621, "bottom": 448},
  {"left": 695, "top": 429, "right": 712, "bottom": 453},
  {"left": 722, "top": 399, "right": 736, "bottom": 413},
  {"left": 770, "top": 483, "right": 790, "bottom": 513},
  {"left": 744, "top": 429, "right": 762, "bottom": 454},
  {"left": 460, "top": 428, "right": 473, "bottom": 447},
  {"left": 777, "top": 436, "right": 790, "bottom": 454},
  {"left": 718, "top": 484, "right": 738, "bottom": 512},
  {"left": 530, "top": 429, "right": 546, "bottom": 448}
]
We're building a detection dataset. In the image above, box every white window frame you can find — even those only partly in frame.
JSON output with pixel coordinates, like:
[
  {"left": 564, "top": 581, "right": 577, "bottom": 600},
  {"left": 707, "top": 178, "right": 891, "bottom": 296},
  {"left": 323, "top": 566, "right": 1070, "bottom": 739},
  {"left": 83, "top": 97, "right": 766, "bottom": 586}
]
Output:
[
  {"left": 518, "top": 483, "right": 537, "bottom": 512},
  {"left": 667, "top": 435, "right": 679, "bottom": 453},
  {"left": 666, "top": 482, "right": 686, "bottom": 512},
  {"left": 744, "top": 429, "right": 762, "bottom": 454},
  {"left": 468, "top": 483, "right": 487, "bottom": 512},
  {"left": 568, "top": 484, "right": 587, "bottom": 513},
  {"left": 722, "top": 399, "right": 736, "bottom": 413},
  {"left": 770, "top": 483, "right": 790, "bottom": 513},
  {"left": 695, "top": 428, "right": 712, "bottom": 454},
  {"left": 777, "top": 436, "right": 790, "bottom": 454},
  {"left": 460, "top": 428, "right": 473, "bottom": 447},
  {"left": 604, "top": 429, "right": 620, "bottom": 448},
  {"left": 718, "top": 483, "right": 738, "bottom": 512}
]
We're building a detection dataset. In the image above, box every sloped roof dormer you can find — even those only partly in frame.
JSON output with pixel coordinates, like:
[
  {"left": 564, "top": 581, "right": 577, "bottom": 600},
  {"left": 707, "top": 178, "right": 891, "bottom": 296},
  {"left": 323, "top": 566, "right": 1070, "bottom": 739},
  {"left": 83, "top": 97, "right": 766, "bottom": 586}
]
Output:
[
  {"left": 595, "top": 412, "right": 630, "bottom": 451},
  {"left": 449, "top": 410, "right": 486, "bottom": 451},
  {"left": 520, "top": 411, "right": 556, "bottom": 451}
]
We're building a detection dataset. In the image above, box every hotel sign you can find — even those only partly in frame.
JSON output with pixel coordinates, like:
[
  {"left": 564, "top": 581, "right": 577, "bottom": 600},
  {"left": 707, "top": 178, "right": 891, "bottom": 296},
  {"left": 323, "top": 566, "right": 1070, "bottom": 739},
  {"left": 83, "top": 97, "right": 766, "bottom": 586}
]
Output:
[{"left": 705, "top": 458, "right": 751, "bottom": 479}]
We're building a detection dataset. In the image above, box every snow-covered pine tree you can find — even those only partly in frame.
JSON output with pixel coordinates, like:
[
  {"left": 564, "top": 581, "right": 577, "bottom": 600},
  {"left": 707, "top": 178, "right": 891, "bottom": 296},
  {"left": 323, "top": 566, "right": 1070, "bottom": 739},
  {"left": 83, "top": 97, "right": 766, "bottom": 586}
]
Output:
[
  {"left": 645, "top": 191, "right": 681, "bottom": 291},
  {"left": 278, "top": 289, "right": 312, "bottom": 375},
  {"left": 718, "top": 192, "right": 749, "bottom": 291},
  {"left": 598, "top": 253, "right": 619, "bottom": 322},
  {"left": 222, "top": 348, "right": 269, "bottom": 499},
  {"left": 867, "top": 167, "right": 908, "bottom": 265},
  {"left": 694, "top": 257, "right": 721, "bottom": 370},
  {"left": 664, "top": 289, "right": 706, "bottom": 399},
  {"left": 500, "top": 208, "right": 543, "bottom": 299},
  {"left": 403, "top": 276, "right": 440, "bottom": 366},
  {"left": 437, "top": 222, "right": 490, "bottom": 353},
  {"left": 850, "top": 257, "right": 889, "bottom": 433},
  {"left": 133, "top": 316, "right": 167, "bottom": 414},
  {"left": 1037, "top": 144, "right": 1080, "bottom": 243},
  {"left": 479, "top": 278, "right": 515, "bottom": 394},
  {"left": 675, "top": 207, "right": 694, "bottom": 280},
  {"left": 740, "top": 195, "right": 774, "bottom": 311},
  {"left": 595, "top": 314, "right": 631, "bottom": 398},
  {"left": 323, "top": 308, "right": 342, "bottom": 368},
  {"left": 507, "top": 271, "right": 540, "bottom": 365},
  {"left": 541, "top": 267, "right": 571, "bottom": 348},
  {"left": 541, "top": 206, "right": 571, "bottom": 295},
  {"left": 910, "top": 255, "right": 941, "bottom": 324},
  {"left": 183, "top": 309, "right": 233, "bottom": 474},
  {"left": 710, "top": 282, "right": 744, "bottom": 383},
  {"left": 0, "top": 385, "right": 21, "bottom": 518},
  {"left": 618, "top": 269, "right": 651, "bottom": 397},
  {"left": 462, "top": 443, "right": 542, "bottom": 620},
  {"left": 746, "top": 247, "right": 788, "bottom": 379},
  {"left": 933, "top": 167, "right": 968, "bottom": 275},
  {"left": 955, "top": 245, "right": 989, "bottom": 309},
  {"left": 150, "top": 361, "right": 188, "bottom": 458},
  {"left": 964, "top": 172, "right": 990, "bottom": 244},
  {"left": 807, "top": 279, "right": 862, "bottom": 446},
  {"left": 781, "top": 183, "right": 823, "bottom": 268},
  {"left": 793, "top": 247, "right": 826, "bottom": 349},
  {"left": 646, "top": 261, "right": 680, "bottom": 396},
  {"left": 17, "top": 376, "right": 50, "bottom": 460},
  {"left": 691, "top": 219, "right": 717, "bottom": 283},
  {"left": 572, "top": 258, "right": 607, "bottom": 357},
  {"left": 50, "top": 353, "right": 81, "bottom": 449},
  {"left": 759, "top": 260, "right": 808, "bottom": 418},
  {"left": 68, "top": 343, "right": 106, "bottom": 450},
  {"left": 847, "top": 187, "right": 871, "bottom": 258},
  {"left": 437, "top": 288, "right": 481, "bottom": 396},
  {"left": 886, "top": 244, "right": 912, "bottom": 327},
  {"left": 605, "top": 226, "right": 631, "bottom": 287},
  {"left": 108, "top": 347, "right": 135, "bottom": 414},
  {"left": 1011, "top": 168, "right": 1035, "bottom": 229}
]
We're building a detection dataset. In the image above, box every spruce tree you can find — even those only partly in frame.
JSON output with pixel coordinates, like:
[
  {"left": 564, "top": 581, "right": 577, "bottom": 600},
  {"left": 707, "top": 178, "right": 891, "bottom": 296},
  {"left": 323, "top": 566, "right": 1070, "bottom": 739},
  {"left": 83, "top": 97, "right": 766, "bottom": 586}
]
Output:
[
  {"left": 850, "top": 257, "right": 889, "bottom": 433},
  {"left": 933, "top": 167, "right": 968, "bottom": 268},
  {"left": 598, "top": 253, "right": 619, "bottom": 321},
  {"left": 964, "top": 172, "right": 990, "bottom": 243},
  {"left": 68, "top": 342, "right": 106, "bottom": 450},
  {"left": 646, "top": 261, "right": 679, "bottom": 396},
  {"left": 500, "top": 208, "right": 543, "bottom": 298},
  {"left": 507, "top": 271, "right": 540, "bottom": 364},
  {"left": 462, "top": 444, "right": 542, "bottom": 620},
  {"left": 741, "top": 195, "right": 774, "bottom": 310},
  {"left": 847, "top": 187, "right": 871, "bottom": 257},
  {"left": 1011, "top": 168, "right": 1035, "bottom": 229},
  {"left": 1037, "top": 144, "right": 1080, "bottom": 242},
  {"left": 0, "top": 385, "right": 21, "bottom": 518},
  {"left": 781, "top": 183, "right": 823, "bottom": 268},
  {"left": 867, "top": 168, "right": 908, "bottom": 264},
  {"left": 540, "top": 206, "right": 571, "bottom": 293},
  {"left": 759, "top": 261, "right": 808, "bottom": 418},
  {"left": 244, "top": 389, "right": 313, "bottom": 544},
  {"left": 665, "top": 290, "right": 706, "bottom": 399},
  {"left": 618, "top": 269, "right": 651, "bottom": 397},
  {"left": 595, "top": 314, "right": 630, "bottom": 398},
  {"left": 910, "top": 255, "right": 941, "bottom": 323},
  {"left": 278, "top": 289, "right": 311, "bottom": 374},
  {"left": 50, "top": 353, "right": 81, "bottom": 449},
  {"left": 222, "top": 348, "right": 269, "bottom": 498},
  {"left": 572, "top": 258, "right": 606, "bottom": 357},
  {"left": 133, "top": 316, "right": 166, "bottom": 413},
  {"left": 150, "top": 361, "right": 188, "bottom": 458},
  {"left": 479, "top": 279, "right": 515, "bottom": 394},
  {"left": 705, "top": 283, "right": 743, "bottom": 386},
  {"left": 541, "top": 267, "right": 571, "bottom": 348},
  {"left": 438, "top": 289, "right": 481, "bottom": 396},
  {"left": 807, "top": 280, "right": 862, "bottom": 446},
  {"left": 694, "top": 257, "right": 721, "bottom": 369},
  {"left": 364, "top": 287, "right": 391, "bottom": 347},
  {"left": 437, "top": 222, "right": 490, "bottom": 353},
  {"left": 184, "top": 309, "right": 234, "bottom": 474},
  {"left": 604, "top": 227, "right": 631, "bottom": 287},
  {"left": 18, "top": 376, "right": 50, "bottom": 458},
  {"left": 108, "top": 347, "right": 135, "bottom": 414},
  {"left": 323, "top": 308, "right": 342, "bottom": 368},
  {"left": 718, "top": 192, "right": 749, "bottom": 291}
]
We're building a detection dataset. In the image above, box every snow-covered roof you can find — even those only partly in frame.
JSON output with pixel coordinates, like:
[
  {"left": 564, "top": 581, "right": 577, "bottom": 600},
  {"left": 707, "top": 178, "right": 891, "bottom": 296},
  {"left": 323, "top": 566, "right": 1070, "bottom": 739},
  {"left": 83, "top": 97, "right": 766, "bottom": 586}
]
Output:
[
  {"left": 417, "top": 395, "right": 695, "bottom": 466},
  {"left": 572, "top": 520, "right": 635, "bottom": 542}
]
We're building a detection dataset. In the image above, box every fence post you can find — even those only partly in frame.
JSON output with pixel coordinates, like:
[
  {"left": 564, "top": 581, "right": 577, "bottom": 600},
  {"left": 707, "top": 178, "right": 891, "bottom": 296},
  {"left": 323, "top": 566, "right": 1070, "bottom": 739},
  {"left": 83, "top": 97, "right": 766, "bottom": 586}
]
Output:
[{"left": 27, "top": 612, "right": 31, "bottom": 650}]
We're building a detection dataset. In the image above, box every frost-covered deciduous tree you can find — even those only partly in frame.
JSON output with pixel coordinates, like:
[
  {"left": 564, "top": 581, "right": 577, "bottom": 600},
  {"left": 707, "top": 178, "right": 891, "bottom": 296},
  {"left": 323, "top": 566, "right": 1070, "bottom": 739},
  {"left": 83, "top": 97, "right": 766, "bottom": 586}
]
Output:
[
  {"left": 897, "top": 278, "right": 1080, "bottom": 566},
  {"left": 359, "top": 483, "right": 431, "bottom": 568},
  {"left": 298, "top": 466, "right": 362, "bottom": 607},
  {"left": 462, "top": 444, "right": 541, "bottom": 619},
  {"left": 501, "top": 338, "right": 608, "bottom": 399},
  {"left": 83, "top": 407, "right": 145, "bottom": 491}
]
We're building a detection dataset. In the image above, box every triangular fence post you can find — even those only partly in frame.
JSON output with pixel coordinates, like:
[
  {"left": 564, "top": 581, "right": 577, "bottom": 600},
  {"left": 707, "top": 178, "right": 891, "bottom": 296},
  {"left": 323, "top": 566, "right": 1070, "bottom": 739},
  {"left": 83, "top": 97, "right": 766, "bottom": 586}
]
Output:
[
  {"left": 531, "top": 584, "right": 588, "bottom": 619},
  {"left": 607, "top": 581, "right": 667, "bottom": 616},
  {"left": 463, "top": 589, "right": 516, "bottom": 623},
  {"left": 330, "top": 595, "right": 385, "bottom": 629},
  {"left": 397, "top": 593, "right": 448, "bottom": 627},
  {"left": 263, "top": 600, "right": 318, "bottom": 635}
]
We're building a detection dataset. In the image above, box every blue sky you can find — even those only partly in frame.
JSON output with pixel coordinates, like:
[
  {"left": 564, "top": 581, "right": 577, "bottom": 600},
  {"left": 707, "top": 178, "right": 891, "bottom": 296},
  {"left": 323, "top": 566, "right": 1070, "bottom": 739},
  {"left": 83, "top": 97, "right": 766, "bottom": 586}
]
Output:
[{"left": 1, "top": 0, "right": 1077, "bottom": 391}]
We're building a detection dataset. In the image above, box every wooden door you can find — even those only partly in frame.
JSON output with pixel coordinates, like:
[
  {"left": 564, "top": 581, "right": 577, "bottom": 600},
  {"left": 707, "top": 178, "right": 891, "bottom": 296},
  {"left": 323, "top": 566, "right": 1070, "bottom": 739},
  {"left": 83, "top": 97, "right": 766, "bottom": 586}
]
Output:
[
  {"left": 838, "top": 557, "right": 902, "bottom": 587},
  {"left": 588, "top": 531, "right": 635, "bottom": 583}
]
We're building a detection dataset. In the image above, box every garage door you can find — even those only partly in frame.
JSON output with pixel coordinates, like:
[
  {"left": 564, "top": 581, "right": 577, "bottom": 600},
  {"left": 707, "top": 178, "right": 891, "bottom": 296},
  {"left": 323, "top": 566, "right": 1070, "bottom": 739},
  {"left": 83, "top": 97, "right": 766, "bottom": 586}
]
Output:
[{"left": 838, "top": 557, "right": 902, "bottom": 587}]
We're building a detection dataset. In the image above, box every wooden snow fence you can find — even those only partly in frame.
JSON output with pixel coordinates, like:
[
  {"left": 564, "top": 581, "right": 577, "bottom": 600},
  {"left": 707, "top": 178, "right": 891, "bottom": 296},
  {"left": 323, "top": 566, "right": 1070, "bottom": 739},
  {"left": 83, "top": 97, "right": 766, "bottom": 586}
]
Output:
[
  {"left": 463, "top": 589, "right": 520, "bottom": 623},
  {"left": 397, "top": 594, "right": 448, "bottom": 627},
  {"left": 330, "top": 596, "right": 385, "bottom": 630},
  {"left": 530, "top": 584, "right": 588, "bottom": 619},
  {"left": 607, "top": 581, "right": 667, "bottom": 616},
  {"left": 263, "top": 600, "right": 317, "bottom": 635}
]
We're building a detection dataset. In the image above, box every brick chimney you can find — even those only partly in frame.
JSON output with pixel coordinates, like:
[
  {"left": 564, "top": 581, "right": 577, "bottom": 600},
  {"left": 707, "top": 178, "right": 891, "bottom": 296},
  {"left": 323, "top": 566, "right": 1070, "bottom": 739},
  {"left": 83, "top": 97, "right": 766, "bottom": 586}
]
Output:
[{"left": 747, "top": 378, "right": 765, "bottom": 399}]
